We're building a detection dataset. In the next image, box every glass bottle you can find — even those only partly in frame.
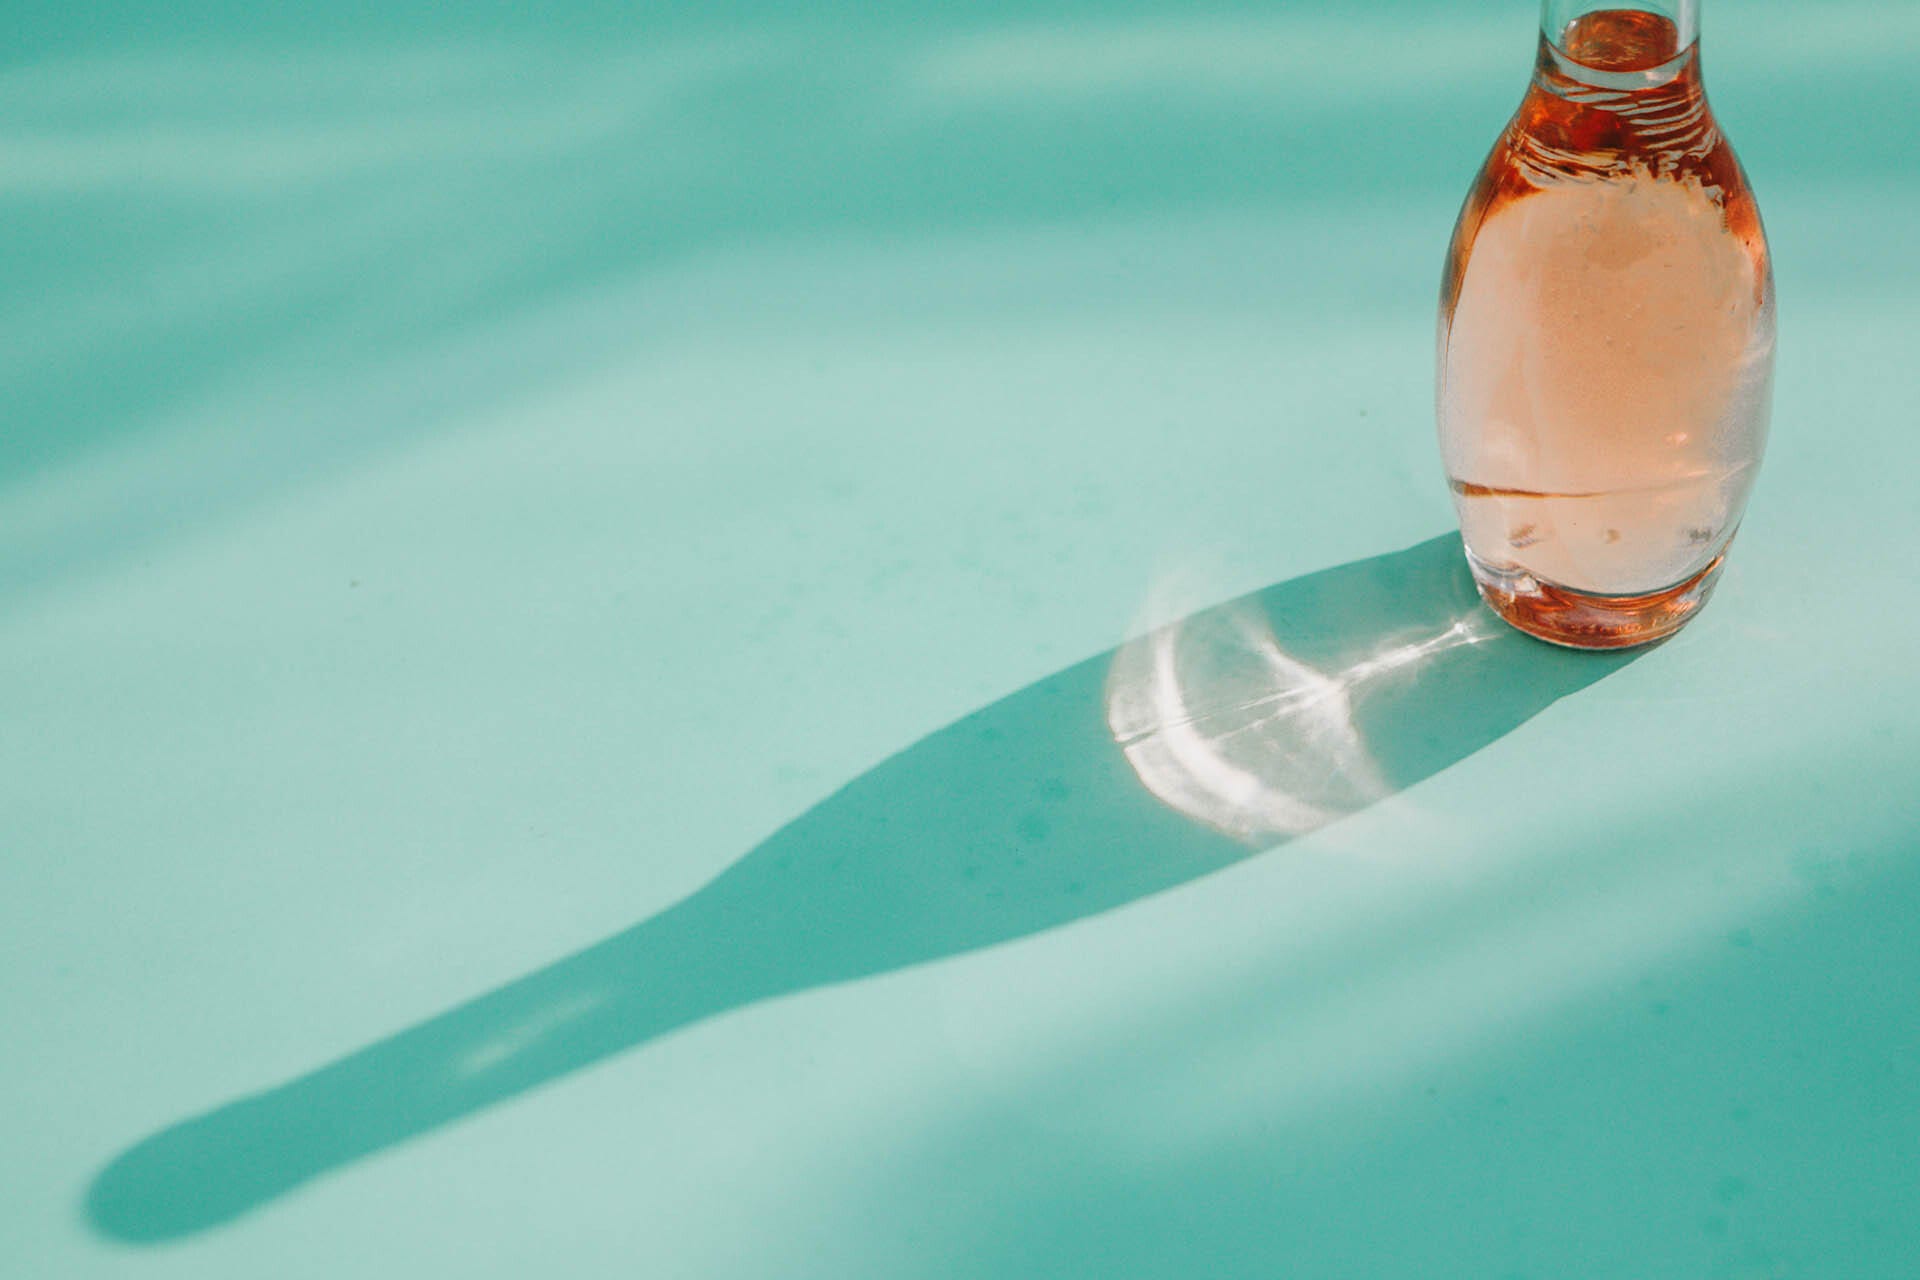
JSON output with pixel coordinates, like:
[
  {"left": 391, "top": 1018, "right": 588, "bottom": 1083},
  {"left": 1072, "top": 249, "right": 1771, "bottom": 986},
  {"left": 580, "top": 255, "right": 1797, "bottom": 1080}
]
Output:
[{"left": 1437, "top": 0, "right": 1774, "bottom": 649}]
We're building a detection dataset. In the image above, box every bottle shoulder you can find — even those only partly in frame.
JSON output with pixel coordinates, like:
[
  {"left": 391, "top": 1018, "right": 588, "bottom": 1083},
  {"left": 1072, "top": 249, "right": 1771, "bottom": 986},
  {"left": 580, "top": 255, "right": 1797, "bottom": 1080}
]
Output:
[{"left": 1441, "top": 113, "right": 1772, "bottom": 321}]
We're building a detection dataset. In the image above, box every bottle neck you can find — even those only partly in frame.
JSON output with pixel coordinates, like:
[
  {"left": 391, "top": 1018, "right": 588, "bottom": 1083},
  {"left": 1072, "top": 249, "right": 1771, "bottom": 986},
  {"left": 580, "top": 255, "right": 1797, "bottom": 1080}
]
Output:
[{"left": 1541, "top": 1, "right": 1699, "bottom": 58}]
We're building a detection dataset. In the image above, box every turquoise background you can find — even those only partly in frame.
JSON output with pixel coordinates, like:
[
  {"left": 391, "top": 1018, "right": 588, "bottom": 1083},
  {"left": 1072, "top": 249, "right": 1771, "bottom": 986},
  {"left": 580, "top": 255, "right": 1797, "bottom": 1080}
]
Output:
[{"left": 4, "top": 1, "right": 1917, "bottom": 1275}]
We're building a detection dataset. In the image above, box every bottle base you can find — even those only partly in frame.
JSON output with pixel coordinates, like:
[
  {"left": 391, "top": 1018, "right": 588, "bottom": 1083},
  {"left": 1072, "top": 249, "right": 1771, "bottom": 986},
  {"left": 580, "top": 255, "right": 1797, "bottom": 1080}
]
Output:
[{"left": 1465, "top": 551, "right": 1726, "bottom": 650}]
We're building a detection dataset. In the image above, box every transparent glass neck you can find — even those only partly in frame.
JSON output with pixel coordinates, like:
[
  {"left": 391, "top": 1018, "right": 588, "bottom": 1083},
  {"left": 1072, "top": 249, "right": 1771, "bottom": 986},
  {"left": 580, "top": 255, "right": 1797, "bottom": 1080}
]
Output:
[{"left": 1541, "top": 0, "right": 1699, "bottom": 50}]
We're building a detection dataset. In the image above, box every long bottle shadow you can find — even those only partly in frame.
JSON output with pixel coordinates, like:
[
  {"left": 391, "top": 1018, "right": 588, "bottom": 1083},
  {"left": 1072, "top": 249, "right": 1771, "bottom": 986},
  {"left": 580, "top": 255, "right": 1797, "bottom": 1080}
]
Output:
[{"left": 86, "top": 533, "right": 1636, "bottom": 1243}]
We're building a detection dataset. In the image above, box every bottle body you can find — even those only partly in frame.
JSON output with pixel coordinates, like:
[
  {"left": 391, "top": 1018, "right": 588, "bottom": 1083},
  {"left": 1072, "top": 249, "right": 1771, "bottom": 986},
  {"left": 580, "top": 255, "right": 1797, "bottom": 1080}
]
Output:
[{"left": 1438, "top": 5, "right": 1773, "bottom": 648}]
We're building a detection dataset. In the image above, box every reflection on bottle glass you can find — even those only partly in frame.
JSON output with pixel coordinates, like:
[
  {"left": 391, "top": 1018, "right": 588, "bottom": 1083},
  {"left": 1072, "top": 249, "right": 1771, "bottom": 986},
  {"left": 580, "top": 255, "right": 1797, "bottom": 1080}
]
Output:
[{"left": 1438, "top": 2, "right": 1774, "bottom": 649}]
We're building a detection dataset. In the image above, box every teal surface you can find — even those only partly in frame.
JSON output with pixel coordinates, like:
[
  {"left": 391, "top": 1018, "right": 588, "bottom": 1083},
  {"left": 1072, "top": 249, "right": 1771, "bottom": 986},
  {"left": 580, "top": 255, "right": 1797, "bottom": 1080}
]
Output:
[{"left": 5, "top": 1, "right": 1918, "bottom": 1276}]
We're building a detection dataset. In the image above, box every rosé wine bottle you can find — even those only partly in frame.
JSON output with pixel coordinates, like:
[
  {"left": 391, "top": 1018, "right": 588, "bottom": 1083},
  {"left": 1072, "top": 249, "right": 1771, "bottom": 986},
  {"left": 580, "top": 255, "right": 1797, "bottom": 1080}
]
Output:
[{"left": 1438, "top": 0, "right": 1774, "bottom": 649}]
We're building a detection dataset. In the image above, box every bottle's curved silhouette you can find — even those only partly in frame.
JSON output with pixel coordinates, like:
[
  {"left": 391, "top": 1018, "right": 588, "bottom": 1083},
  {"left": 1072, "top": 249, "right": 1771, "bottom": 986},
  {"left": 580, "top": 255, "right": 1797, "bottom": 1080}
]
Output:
[
  {"left": 1439, "top": 1, "right": 1774, "bottom": 648},
  {"left": 85, "top": 535, "right": 1636, "bottom": 1243}
]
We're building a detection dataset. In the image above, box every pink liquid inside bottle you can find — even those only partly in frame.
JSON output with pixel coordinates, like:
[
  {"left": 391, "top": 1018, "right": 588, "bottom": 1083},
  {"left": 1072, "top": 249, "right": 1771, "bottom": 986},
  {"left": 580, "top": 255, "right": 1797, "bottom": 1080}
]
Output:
[{"left": 1438, "top": 1, "right": 1774, "bottom": 648}]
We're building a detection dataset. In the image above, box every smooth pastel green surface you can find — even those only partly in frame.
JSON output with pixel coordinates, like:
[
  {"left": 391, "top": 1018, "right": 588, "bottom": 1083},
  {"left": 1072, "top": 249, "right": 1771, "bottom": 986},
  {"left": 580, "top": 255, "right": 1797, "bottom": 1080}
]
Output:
[{"left": 4, "top": 1, "right": 1918, "bottom": 1275}]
